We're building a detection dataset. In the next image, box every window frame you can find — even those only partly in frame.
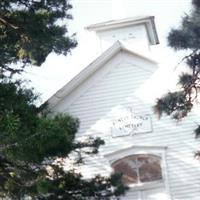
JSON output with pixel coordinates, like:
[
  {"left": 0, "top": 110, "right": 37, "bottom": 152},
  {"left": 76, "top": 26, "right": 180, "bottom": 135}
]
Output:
[
  {"left": 104, "top": 146, "right": 170, "bottom": 191},
  {"left": 112, "top": 154, "right": 163, "bottom": 186}
]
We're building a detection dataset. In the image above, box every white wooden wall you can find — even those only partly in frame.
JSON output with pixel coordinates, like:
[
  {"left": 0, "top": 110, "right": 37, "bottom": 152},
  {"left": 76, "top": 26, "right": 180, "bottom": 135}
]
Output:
[
  {"left": 52, "top": 50, "right": 200, "bottom": 200},
  {"left": 97, "top": 24, "right": 149, "bottom": 53}
]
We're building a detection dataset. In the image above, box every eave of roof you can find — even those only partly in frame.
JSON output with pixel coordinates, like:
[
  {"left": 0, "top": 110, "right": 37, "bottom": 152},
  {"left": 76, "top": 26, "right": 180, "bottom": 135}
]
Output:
[
  {"left": 86, "top": 16, "right": 159, "bottom": 45},
  {"left": 47, "top": 41, "right": 158, "bottom": 110}
]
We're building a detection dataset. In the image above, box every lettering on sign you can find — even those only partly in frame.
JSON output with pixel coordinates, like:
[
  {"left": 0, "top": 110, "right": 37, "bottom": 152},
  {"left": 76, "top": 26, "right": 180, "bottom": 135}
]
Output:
[{"left": 111, "top": 112, "right": 152, "bottom": 137}]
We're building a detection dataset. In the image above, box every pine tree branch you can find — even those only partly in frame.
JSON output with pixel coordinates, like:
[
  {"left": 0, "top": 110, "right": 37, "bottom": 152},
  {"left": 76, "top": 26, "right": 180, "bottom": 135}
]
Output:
[
  {"left": 174, "top": 49, "right": 198, "bottom": 70},
  {"left": 0, "top": 16, "right": 19, "bottom": 30}
]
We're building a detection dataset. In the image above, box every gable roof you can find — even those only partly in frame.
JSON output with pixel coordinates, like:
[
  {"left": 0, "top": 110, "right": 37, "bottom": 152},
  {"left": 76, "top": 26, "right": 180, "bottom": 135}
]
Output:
[
  {"left": 86, "top": 16, "right": 159, "bottom": 45},
  {"left": 47, "top": 41, "right": 158, "bottom": 110}
]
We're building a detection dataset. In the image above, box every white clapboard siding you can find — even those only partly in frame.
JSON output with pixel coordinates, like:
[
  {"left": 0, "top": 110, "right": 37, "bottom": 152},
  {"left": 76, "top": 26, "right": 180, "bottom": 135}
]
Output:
[
  {"left": 51, "top": 49, "right": 200, "bottom": 200},
  {"left": 120, "top": 190, "right": 140, "bottom": 200}
]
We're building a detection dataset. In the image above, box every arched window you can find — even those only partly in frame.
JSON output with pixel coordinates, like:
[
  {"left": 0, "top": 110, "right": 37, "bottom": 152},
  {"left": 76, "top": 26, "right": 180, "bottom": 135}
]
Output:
[{"left": 111, "top": 154, "right": 162, "bottom": 185}]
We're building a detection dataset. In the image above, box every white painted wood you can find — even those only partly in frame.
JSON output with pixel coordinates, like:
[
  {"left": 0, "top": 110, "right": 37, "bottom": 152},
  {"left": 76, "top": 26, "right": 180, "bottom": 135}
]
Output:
[
  {"left": 48, "top": 42, "right": 157, "bottom": 111},
  {"left": 49, "top": 44, "right": 200, "bottom": 199},
  {"left": 86, "top": 16, "right": 159, "bottom": 45},
  {"left": 98, "top": 24, "right": 150, "bottom": 52}
]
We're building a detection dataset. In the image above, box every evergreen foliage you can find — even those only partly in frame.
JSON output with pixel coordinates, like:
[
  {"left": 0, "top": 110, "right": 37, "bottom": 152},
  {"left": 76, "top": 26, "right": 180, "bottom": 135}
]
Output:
[
  {"left": 0, "top": 82, "right": 126, "bottom": 199},
  {"left": 154, "top": 0, "right": 200, "bottom": 137},
  {"left": 0, "top": 1, "right": 127, "bottom": 199},
  {"left": 0, "top": 0, "right": 77, "bottom": 77}
]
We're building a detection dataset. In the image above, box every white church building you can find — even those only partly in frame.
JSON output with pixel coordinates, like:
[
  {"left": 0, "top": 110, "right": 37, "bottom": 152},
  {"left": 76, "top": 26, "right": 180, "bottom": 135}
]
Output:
[{"left": 47, "top": 16, "right": 200, "bottom": 200}]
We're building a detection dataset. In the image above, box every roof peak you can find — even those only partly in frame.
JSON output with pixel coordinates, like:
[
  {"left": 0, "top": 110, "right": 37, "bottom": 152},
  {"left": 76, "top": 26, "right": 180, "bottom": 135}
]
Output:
[{"left": 47, "top": 41, "right": 158, "bottom": 110}]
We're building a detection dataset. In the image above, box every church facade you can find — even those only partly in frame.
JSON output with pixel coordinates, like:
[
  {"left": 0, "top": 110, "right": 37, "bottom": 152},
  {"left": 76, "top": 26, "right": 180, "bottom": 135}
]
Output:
[{"left": 47, "top": 16, "right": 200, "bottom": 200}]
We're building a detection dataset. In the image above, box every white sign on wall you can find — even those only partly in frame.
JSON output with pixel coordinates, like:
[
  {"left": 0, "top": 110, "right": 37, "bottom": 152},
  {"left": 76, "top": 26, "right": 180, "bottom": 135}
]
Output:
[{"left": 111, "top": 112, "right": 152, "bottom": 138}]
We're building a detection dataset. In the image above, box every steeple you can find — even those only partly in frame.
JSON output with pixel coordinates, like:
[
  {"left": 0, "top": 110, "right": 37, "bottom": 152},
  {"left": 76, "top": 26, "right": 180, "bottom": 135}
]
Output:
[{"left": 86, "top": 16, "right": 159, "bottom": 53}]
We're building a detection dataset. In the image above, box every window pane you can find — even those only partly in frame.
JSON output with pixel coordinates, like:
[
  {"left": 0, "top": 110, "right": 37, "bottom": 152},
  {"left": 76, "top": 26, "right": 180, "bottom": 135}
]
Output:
[
  {"left": 112, "top": 157, "right": 138, "bottom": 184},
  {"left": 137, "top": 155, "right": 162, "bottom": 183},
  {"left": 112, "top": 154, "right": 162, "bottom": 185}
]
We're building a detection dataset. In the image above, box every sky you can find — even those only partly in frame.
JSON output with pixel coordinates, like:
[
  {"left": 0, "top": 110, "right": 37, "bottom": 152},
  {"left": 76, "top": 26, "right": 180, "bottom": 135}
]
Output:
[{"left": 23, "top": 0, "right": 192, "bottom": 103}]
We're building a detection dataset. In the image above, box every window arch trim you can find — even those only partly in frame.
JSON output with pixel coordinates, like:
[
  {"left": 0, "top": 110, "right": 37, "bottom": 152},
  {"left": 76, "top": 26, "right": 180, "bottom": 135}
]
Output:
[
  {"left": 104, "top": 146, "right": 169, "bottom": 190},
  {"left": 112, "top": 154, "right": 163, "bottom": 185}
]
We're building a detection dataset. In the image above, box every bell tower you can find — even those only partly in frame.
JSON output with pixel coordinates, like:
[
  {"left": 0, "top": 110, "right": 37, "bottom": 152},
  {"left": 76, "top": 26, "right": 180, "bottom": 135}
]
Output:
[{"left": 86, "top": 16, "right": 159, "bottom": 53}]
